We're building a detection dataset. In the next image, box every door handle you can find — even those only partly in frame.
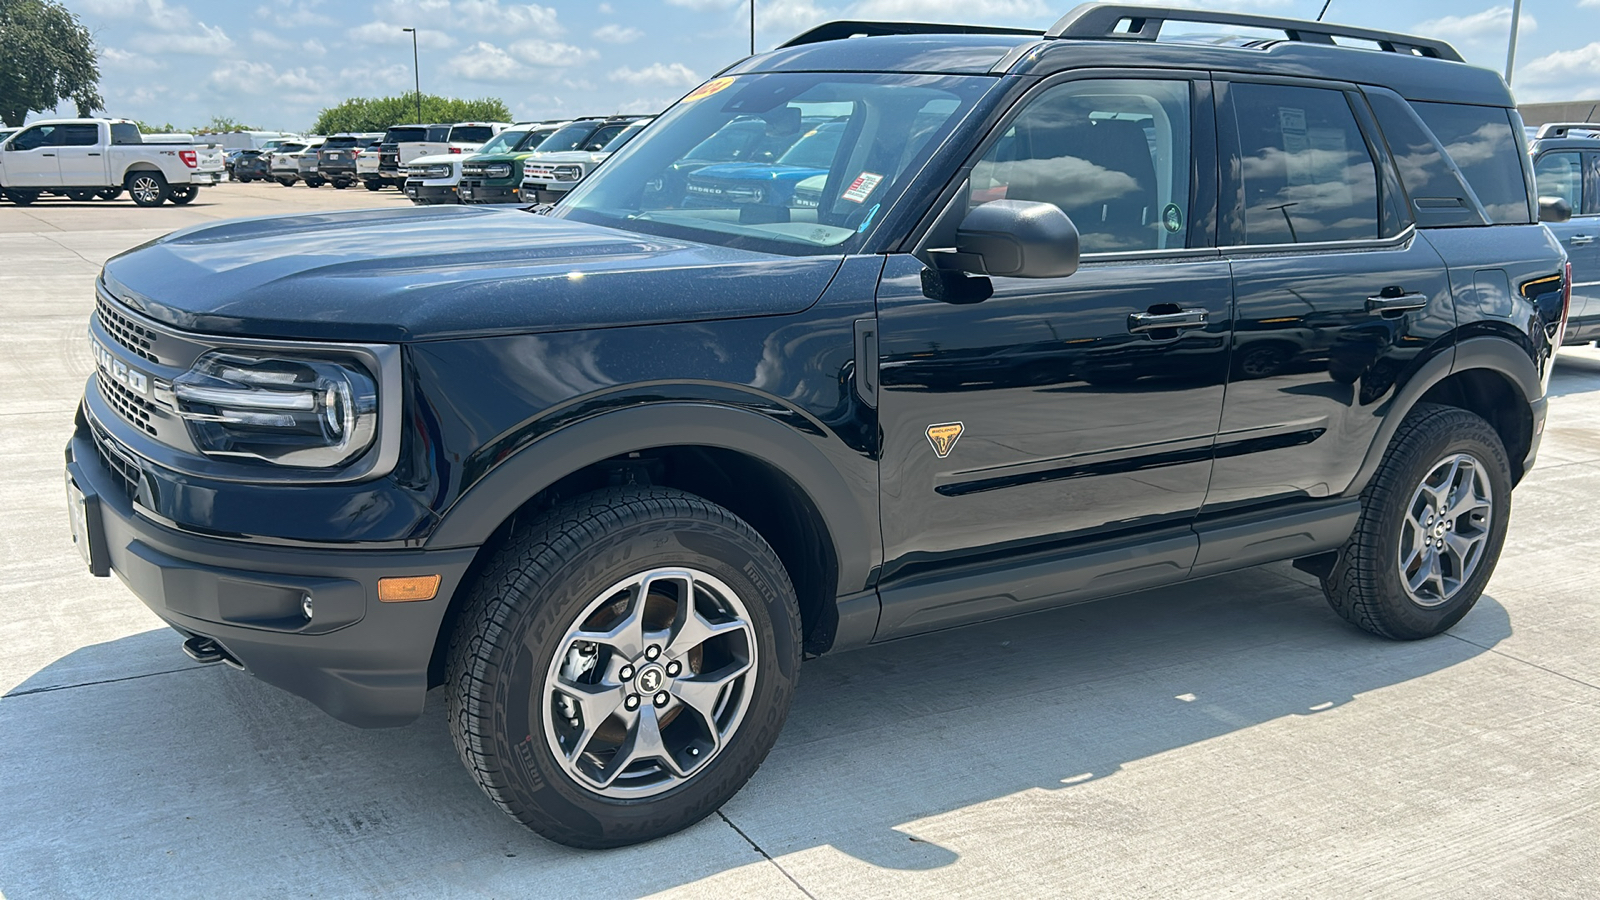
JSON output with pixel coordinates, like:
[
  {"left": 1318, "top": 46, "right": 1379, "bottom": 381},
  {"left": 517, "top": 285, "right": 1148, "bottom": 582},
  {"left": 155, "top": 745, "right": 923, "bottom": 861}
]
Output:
[
  {"left": 1128, "top": 309, "right": 1208, "bottom": 334},
  {"left": 87, "top": 152, "right": 100, "bottom": 156},
  {"left": 1571, "top": 235, "right": 1594, "bottom": 246},
  {"left": 853, "top": 318, "right": 878, "bottom": 408},
  {"left": 41, "top": 152, "right": 55, "bottom": 157},
  {"left": 1366, "top": 290, "right": 1428, "bottom": 314}
]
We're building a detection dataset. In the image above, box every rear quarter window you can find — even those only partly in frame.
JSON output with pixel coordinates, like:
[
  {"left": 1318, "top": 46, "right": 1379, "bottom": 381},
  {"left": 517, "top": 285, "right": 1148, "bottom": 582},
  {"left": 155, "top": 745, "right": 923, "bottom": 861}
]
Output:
[{"left": 1411, "top": 102, "right": 1532, "bottom": 224}]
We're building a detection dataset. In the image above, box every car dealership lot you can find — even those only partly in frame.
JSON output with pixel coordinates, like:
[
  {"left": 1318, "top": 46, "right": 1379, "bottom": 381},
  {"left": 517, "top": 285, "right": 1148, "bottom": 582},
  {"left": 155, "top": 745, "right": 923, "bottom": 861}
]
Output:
[{"left": 2, "top": 186, "right": 1598, "bottom": 899}]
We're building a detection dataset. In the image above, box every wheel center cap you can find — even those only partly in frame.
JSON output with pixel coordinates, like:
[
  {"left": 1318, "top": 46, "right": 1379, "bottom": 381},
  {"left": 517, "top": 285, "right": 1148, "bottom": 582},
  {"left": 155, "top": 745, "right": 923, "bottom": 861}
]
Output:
[{"left": 636, "top": 665, "right": 666, "bottom": 694}]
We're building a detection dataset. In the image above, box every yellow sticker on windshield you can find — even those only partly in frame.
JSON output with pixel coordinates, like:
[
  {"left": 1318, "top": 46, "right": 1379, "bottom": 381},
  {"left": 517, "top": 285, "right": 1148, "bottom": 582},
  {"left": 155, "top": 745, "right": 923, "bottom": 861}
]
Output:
[{"left": 683, "top": 77, "right": 735, "bottom": 103}]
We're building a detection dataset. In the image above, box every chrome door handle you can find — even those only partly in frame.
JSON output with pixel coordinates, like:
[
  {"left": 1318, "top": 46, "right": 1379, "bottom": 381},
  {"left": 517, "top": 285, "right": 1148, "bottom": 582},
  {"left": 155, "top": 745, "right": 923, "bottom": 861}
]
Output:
[
  {"left": 1571, "top": 235, "right": 1594, "bottom": 246},
  {"left": 1366, "top": 291, "right": 1428, "bottom": 314},
  {"left": 1128, "top": 309, "right": 1208, "bottom": 333}
]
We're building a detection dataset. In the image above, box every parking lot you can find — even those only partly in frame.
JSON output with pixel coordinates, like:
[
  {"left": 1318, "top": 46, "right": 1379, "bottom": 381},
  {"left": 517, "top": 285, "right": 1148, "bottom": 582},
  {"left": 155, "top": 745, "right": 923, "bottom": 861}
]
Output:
[{"left": 2, "top": 182, "right": 1598, "bottom": 899}]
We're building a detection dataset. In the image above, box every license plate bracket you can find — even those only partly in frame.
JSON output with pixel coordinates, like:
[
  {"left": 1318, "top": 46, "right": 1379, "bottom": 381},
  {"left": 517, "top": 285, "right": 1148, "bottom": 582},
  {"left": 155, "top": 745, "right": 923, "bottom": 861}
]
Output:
[{"left": 65, "top": 470, "right": 111, "bottom": 577}]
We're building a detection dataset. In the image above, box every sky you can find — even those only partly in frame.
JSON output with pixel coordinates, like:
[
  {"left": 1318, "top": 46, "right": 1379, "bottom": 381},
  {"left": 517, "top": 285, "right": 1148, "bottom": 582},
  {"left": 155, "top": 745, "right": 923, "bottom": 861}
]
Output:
[{"left": 36, "top": 0, "right": 1600, "bottom": 131}]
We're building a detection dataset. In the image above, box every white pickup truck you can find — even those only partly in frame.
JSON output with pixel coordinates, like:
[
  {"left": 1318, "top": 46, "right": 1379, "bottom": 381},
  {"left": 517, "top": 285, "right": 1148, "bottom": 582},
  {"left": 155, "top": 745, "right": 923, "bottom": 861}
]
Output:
[
  {"left": 375, "top": 122, "right": 508, "bottom": 188},
  {"left": 0, "top": 118, "right": 217, "bottom": 206}
]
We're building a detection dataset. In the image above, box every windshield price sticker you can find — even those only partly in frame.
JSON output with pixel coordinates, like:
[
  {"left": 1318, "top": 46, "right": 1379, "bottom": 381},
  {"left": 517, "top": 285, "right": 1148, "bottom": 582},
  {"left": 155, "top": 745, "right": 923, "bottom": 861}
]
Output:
[
  {"left": 683, "top": 77, "right": 735, "bottom": 103},
  {"left": 842, "top": 172, "right": 883, "bottom": 203}
]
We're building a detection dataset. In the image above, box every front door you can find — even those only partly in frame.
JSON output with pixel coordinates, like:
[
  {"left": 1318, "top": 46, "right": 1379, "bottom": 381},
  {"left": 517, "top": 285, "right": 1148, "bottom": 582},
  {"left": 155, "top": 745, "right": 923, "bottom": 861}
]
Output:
[
  {"left": 874, "top": 74, "right": 1231, "bottom": 638},
  {"left": 2, "top": 124, "right": 64, "bottom": 187}
]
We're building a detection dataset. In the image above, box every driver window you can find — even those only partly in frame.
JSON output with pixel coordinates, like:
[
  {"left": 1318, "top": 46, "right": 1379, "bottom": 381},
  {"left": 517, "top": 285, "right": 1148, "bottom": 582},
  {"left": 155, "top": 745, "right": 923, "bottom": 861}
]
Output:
[
  {"left": 971, "top": 79, "right": 1194, "bottom": 253},
  {"left": 9, "top": 125, "right": 55, "bottom": 151}
]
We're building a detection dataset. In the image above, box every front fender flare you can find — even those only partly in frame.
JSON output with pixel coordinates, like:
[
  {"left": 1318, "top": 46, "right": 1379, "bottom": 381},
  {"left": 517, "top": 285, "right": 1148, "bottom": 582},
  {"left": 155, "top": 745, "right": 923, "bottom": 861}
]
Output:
[{"left": 424, "top": 402, "right": 875, "bottom": 597}]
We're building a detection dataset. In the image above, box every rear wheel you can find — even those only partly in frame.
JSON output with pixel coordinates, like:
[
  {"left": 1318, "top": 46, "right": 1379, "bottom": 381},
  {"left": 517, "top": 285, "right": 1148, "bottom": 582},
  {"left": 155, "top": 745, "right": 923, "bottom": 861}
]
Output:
[
  {"left": 1321, "top": 403, "right": 1511, "bottom": 640},
  {"left": 448, "top": 487, "right": 800, "bottom": 848},
  {"left": 169, "top": 185, "right": 198, "bottom": 205},
  {"left": 126, "top": 171, "right": 168, "bottom": 207},
  {"left": 305, "top": 176, "right": 324, "bottom": 188},
  {"left": 364, "top": 180, "right": 383, "bottom": 191},
  {"left": 277, "top": 177, "right": 297, "bottom": 187},
  {"left": 332, "top": 179, "right": 350, "bottom": 189}
]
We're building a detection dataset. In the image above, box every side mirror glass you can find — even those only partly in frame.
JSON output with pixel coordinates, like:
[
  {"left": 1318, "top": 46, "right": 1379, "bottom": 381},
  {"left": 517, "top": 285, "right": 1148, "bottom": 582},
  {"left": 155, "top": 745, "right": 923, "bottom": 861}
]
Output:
[
  {"left": 954, "top": 199, "right": 1080, "bottom": 279},
  {"left": 1539, "top": 196, "right": 1573, "bottom": 224}
]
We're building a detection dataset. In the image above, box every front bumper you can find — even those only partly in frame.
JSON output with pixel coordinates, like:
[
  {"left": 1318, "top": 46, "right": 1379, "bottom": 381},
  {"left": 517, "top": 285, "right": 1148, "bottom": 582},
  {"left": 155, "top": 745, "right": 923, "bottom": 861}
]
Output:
[
  {"left": 65, "top": 411, "right": 478, "bottom": 728},
  {"left": 458, "top": 179, "right": 521, "bottom": 203},
  {"left": 521, "top": 185, "right": 573, "bottom": 205},
  {"left": 404, "top": 180, "right": 460, "bottom": 204}
]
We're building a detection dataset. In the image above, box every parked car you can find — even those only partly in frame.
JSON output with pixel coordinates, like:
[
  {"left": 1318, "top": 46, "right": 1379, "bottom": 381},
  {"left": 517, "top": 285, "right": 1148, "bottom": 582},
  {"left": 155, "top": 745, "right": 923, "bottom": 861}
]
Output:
[
  {"left": 269, "top": 140, "right": 311, "bottom": 185},
  {"left": 520, "top": 116, "right": 653, "bottom": 204},
  {"left": 1530, "top": 122, "right": 1600, "bottom": 345},
  {"left": 682, "top": 120, "right": 845, "bottom": 209},
  {"left": 355, "top": 135, "right": 384, "bottom": 189},
  {"left": 65, "top": 5, "right": 1565, "bottom": 850},
  {"left": 316, "top": 132, "right": 384, "bottom": 189},
  {"left": 295, "top": 137, "right": 329, "bottom": 186},
  {"left": 231, "top": 149, "right": 270, "bottom": 183},
  {"left": 376, "top": 122, "right": 509, "bottom": 188},
  {"left": 405, "top": 122, "right": 566, "bottom": 205},
  {"left": 0, "top": 118, "right": 216, "bottom": 206},
  {"left": 461, "top": 117, "right": 640, "bottom": 203}
]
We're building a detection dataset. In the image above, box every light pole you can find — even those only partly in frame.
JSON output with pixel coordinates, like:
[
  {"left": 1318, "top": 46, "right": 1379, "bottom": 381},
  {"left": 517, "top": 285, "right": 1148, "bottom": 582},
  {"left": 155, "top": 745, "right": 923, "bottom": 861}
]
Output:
[
  {"left": 749, "top": 1, "right": 755, "bottom": 56},
  {"left": 1504, "top": 0, "right": 1523, "bottom": 84},
  {"left": 402, "top": 27, "right": 421, "bottom": 123}
]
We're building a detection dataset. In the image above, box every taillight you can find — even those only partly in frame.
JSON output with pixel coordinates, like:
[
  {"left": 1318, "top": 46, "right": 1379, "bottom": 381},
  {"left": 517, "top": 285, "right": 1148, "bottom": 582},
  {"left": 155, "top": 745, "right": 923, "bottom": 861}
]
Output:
[
  {"left": 1563, "top": 260, "right": 1573, "bottom": 326},
  {"left": 449, "top": 147, "right": 462, "bottom": 154},
  {"left": 179, "top": 150, "right": 197, "bottom": 168}
]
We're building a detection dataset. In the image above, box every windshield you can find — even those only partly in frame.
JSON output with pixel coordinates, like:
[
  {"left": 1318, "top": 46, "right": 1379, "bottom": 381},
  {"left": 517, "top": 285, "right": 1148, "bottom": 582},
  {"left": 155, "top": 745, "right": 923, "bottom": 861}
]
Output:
[
  {"left": 477, "top": 130, "right": 527, "bottom": 155},
  {"left": 520, "top": 126, "right": 561, "bottom": 150},
  {"left": 557, "top": 72, "right": 992, "bottom": 255},
  {"left": 450, "top": 125, "right": 496, "bottom": 143},
  {"left": 538, "top": 121, "right": 604, "bottom": 153},
  {"left": 603, "top": 120, "right": 649, "bottom": 151}
]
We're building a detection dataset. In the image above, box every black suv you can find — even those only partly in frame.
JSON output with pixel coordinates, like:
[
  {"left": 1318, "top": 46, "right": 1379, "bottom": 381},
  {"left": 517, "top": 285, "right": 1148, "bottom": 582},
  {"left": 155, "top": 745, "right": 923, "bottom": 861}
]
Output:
[
  {"left": 66, "top": 5, "right": 1569, "bottom": 850},
  {"left": 315, "top": 132, "right": 381, "bottom": 189}
]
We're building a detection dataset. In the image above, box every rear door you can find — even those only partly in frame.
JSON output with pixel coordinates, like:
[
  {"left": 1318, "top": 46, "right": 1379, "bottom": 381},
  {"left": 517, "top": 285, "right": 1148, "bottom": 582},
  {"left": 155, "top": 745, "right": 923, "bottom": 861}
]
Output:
[
  {"left": 1204, "top": 78, "right": 1453, "bottom": 513},
  {"left": 1533, "top": 148, "right": 1600, "bottom": 332},
  {"left": 54, "top": 123, "right": 107, "bottom": 185}
]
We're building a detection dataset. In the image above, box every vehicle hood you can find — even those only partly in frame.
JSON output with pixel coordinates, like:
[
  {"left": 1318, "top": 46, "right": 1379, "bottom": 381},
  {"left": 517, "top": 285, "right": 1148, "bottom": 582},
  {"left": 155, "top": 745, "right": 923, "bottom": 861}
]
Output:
[
  {"left": 530, "top": 150, "right": 607, "bottom": 165},
  {"left": 406, "top": 153, "right": 458, "bottom": 166},
  {"left": 691, "top": 163, "right": 828, "bottom": 184},
  {"left": 100, "top": 205, "right": 844, "bottom": 342}
]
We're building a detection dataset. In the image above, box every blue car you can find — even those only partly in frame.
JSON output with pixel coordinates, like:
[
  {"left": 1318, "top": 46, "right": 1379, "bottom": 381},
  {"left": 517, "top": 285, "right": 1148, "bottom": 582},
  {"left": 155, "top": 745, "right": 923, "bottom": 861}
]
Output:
[{"left": 683, "top": 121, "right": 843, "bottom": 207}]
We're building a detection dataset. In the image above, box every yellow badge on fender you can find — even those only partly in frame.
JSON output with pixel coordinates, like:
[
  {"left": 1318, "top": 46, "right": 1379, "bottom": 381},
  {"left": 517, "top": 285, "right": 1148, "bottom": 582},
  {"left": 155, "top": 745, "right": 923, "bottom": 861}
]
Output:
[
  {"left": 925, "top": 422, "right": 965, "bottom": 459},
  {"left": 683, "top": 77, "right": 735, "bottom": 103}
]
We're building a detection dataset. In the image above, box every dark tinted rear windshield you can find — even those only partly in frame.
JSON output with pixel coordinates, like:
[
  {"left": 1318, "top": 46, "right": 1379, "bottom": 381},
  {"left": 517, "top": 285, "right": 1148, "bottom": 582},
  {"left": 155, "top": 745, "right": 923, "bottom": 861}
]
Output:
[
  {"left": 323, "top": 136, "right": 361, "bottom": 148},
  {"left": 385, "top": 126, "right": 447, "bottom": 143},
  {"left": 450, "top": 125, "right": 495, "bottom": 143},
  {"left": 1412, "top": 102, "right": 1532, "bottom": 224}
]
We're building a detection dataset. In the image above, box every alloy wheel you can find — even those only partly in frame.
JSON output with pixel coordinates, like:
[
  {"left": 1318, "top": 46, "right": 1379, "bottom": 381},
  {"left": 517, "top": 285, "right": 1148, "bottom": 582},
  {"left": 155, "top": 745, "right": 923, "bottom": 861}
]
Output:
[{"left": 1398, "top": 452, "right": 1493, "bottom": 607}]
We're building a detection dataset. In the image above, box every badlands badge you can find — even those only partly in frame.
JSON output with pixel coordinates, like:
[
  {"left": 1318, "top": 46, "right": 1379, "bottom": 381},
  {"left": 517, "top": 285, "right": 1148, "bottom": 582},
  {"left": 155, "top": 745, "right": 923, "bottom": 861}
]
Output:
[{"left": 925, "top": 422, "right": 965, "bottom": 459}]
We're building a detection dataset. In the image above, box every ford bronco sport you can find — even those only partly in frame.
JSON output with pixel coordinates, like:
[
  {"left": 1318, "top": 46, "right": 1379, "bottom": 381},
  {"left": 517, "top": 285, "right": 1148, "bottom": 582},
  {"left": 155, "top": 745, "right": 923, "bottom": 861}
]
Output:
[{"left": 66, "top": 5, "right": 1569, "bottom": 849}]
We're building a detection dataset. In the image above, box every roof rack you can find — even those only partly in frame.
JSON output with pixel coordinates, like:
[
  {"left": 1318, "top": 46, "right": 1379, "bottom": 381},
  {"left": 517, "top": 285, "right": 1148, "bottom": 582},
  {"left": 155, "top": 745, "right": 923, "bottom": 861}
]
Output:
[
  {"left": 1534, "top": 122, "right": 1600, "bottom": 140},
  {"left": 1046, "top": 3, "right": 1463, "bottom": 62},
  {"left": 781, "top": 20, "right": 1041, "bottom": 48}
]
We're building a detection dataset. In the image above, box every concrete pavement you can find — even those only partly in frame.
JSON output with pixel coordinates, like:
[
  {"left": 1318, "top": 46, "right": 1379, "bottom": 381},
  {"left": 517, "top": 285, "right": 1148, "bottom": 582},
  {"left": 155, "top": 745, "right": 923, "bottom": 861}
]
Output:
[{"left": 2, "top": 183, "right": 1597, "bottom": 898}]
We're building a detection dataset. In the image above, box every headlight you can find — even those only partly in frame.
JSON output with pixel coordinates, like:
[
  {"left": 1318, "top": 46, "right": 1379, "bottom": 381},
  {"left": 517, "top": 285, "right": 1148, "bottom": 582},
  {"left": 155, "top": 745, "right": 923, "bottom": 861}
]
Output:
[
  {"left": 552, "top": 165, "right": 584, "bottom": 182},
  {"left": 484, "top": 163, "right": 513, "bottom": 179},
  {"left": 420, "top": 164, "right": 452, "bottom": 178},
  {"left": 170, "top": 351, "right": 378, "bottom": 468}
]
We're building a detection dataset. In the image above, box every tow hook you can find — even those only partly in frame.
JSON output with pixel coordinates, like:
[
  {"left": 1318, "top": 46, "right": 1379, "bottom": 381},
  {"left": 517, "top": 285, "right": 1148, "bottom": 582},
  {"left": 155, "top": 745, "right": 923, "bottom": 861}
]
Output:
[{"left": 182, "top": 636, "right": 244, "bottom": 670}]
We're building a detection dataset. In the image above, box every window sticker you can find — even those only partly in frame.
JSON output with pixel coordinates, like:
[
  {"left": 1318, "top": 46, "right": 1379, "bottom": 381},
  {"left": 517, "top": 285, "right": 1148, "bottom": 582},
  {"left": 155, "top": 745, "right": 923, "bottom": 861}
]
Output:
[
  {"left": 683, "top": 77, "right": 735, "bottom": 103},
  {"left": 842, "top": 172, "right": 884, "bottom": 203},
  {"left": 1162, "top": 203, "right": 1183, "bottom": 233}
]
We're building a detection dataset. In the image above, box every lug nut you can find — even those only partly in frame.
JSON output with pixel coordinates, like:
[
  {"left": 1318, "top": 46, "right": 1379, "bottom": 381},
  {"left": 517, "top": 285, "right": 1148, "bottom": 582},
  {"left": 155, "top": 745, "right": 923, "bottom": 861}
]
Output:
[
  {"left": 688, "top": 747, "right": 699, "bottom": 757},
  {"left": 654, "top": 692, "right": 670, "bottom": 708},
  {"left": 619, "top": 665, "right": 634, "bottom": 681},
  {"left": 625, "top": 694, "right": 640, "bottom": 710},
  {"left": 645, "top": 645, "right": 661, "bottom": 661},
  {"left": 665, "top": 660, "right": 682, "bottom": 677}
]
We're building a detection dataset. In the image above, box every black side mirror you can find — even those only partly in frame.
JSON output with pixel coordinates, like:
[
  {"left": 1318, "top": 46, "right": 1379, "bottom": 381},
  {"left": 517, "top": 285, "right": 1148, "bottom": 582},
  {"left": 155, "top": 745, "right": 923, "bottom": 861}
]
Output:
[
  {"left": 953, "top": 200, "right": 1080, "bottom": 279},
  {"left": 1539, "top": 196, "right": 1573, "bottom": 224}
]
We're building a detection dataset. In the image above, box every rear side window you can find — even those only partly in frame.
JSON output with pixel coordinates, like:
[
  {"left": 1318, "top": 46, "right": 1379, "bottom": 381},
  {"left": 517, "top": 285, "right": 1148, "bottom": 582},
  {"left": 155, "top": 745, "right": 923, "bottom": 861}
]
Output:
[
  {"left": 110, "top": 123, "right": 141, "bottom": 145},
  {"left": 971, "top": 78, "right": 1194, "bottom": 253},
  {"left": 1412, "top": 102, "right": 1531, "bottom": 224},
  {"left": 57, "top": 124, "right": 100, "bottom": 146},
  {"left": 1534, "top": 152, "right": 1583, "bottom": 213},
  {"left": 1230, "top": 82, "right": 1379, "bottom": 245}
]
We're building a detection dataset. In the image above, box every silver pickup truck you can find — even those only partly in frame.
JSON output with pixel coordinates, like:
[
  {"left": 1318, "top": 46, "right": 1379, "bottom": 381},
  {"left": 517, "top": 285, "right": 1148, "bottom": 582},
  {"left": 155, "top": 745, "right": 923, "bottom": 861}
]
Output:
[{"left": 0, "top": 118, "right": 218, "bottom": 207}]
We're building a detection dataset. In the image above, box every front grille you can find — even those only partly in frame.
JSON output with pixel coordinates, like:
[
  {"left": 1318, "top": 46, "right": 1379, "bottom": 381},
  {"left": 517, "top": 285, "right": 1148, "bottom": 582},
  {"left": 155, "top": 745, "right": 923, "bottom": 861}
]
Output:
[
  {"left": 98, "top": 375, "right": 158, "bottom": 437},
  {"left": 462, "top": 164, "right": 487, "bottom": 177},
  {"left": 96, "top": 294, "right": 159, "bottom": 363},
  {"left": 90, "top": 421, "right": 142, "bottom": 503}
]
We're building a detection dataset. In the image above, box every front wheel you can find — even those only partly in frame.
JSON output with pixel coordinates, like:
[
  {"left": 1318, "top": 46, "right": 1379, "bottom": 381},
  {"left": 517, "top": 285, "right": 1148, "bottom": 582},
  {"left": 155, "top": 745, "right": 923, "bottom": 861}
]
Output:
[
  {"left": 447, "top": 487, "right": 801, "bottom": 848},
  {"left": 364, "top": 180, "right": 383, "bottom": 191},
  {"left": 126, "top": 171, "right": 168, "bottom": 207},
  {"left": 169, "top": 185, "right": 198, "bottom": 205},
  {"left": 1321, "top": 403, "right": 1512, "bottom": 640}
]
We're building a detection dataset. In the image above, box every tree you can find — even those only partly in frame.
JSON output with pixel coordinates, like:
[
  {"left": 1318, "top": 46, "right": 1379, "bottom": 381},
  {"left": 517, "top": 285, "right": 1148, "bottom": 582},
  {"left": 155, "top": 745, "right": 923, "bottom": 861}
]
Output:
[
  {"left": 0, "top": 0, "right": 102, "bottom": 127},
  {"left": 196, "top": 116, "right": 259, "bottom": 134},
  {"left": 311, "top": 94, "right": 512, "bottom": 134}
]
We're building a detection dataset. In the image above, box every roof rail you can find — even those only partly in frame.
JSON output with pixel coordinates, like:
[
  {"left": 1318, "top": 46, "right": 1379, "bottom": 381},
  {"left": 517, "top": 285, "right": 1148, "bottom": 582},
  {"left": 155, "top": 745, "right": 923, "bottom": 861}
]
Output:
[
  {"left": 781, "top": 20, "right": 1040, "bottom": 48},
  {"left": 1046, "top": 3, "right": 1463, "bottom": 62},
  {"left": 1535, "top": 122, "right": 1600, "bottom": 140}
]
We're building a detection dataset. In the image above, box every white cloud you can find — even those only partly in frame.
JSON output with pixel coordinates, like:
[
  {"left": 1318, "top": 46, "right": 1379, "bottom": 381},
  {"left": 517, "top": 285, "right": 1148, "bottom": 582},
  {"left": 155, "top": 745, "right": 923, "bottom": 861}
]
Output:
[
  {"left": 253, "top": 1, "right": 336, "bottom": 27},
  {"left": 348, "top": 20, "right": 457, "bottom": 48},
  {"left": 99, "top": 47, "right": 166, "bottom": 72},
  {"left": 77, "top": 0, "right": 189, "bottom": 31},
  {"left": 158, "top": 22, "right": 236, "bottom": 55},
  {"left": 336, "top": 63, "right": 415, "bottom": 91},
  {"left": 594, "top": 23, "right": 643, "bottom": 43},
  {"left": 302, "top": 38, "right": 328, "bottom": 57},
  {"left": 1414, "top": 6, "right": 1536, "bottom": 50},
  {"left": 759, "top": 0, "right": 834, "bottom": 35},
  {"left": 598, "top": 1, "right": 613, "bottom": 11},
  {"left": 508, "top": 38, "right": 598, "bottom": 66},
  {"left": 609, "top": 62, "right": 701, "bottom": 86},
  {"left": 1517, "top": 41, "right": 1600, "bottom": 101},
  {"left": 450, "top": 41, "right": 526, "bottom": 81},
  {"left": 456, "top": 0, "right": 562, "bottom": 33},
  {"left": 206, "top": 61, "right": 327, "bottom": 100}
]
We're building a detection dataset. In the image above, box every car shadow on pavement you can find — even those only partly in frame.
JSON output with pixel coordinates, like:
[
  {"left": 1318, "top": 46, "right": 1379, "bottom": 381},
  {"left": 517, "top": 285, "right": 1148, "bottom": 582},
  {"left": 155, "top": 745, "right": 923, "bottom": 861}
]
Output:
[{"left": 0, "top": 563, "right": 1508, "bottom": 897}]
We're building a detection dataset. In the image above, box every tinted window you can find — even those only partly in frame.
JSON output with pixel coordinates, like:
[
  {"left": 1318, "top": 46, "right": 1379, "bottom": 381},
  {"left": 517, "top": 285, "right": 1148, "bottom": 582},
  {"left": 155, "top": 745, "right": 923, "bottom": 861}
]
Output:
[
  {"left": 518, "top": 127, "right": 559, "bottom": 150},
  {"left": 1231, "top": 83, "right": 1378, "bottom": 245},
  {"left": 56, "top": 124, "right": 100, "bottom": 146},
  {"left": 9, "top": 126, "right": 55, "bottom": 151},
  {"left": 540, "top": 121, "right": 604, "bottom": 152},
  {"left": 1413, "top": 102, "right": 1531, "bottom": 224},
  {"left": 323, "top": 136, "right": 361, "bottom": 149},
  {"left": 972, "top": 78, "right": 1193, "bottom": 253},
  {"left": 428, "top": 126, "right": 451, "bottom": 141},
  {"left": 450, "top": 125, "right": 495, "bottom": 143},
  {"left": 1534, "top": 151, "right": 1583, "bottom": 212},
  {"left": 583, "top": 124, "right": 629, "bottom": 151},
  {"left": 602, "top": 121, "right": 648, "bottom": 151},
  {"left": 385, "top": 127, "right": 428, "bottom": 143}
]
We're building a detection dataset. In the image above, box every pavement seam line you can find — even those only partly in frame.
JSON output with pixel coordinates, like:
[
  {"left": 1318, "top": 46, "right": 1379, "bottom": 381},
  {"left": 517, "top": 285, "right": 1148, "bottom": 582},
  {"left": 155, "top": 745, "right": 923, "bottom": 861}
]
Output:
[
  {"left": 37, "top": 231, "right": 105, "bottom": 268},
  {"left": 1444, "top": 632, "right": 1600, "bottom": 692},
  {"left": 715, "top": 810, "right": 818, "bottom": 900},
  {"left": 2, "top": 664, "right": 203, "bottom": 700}
]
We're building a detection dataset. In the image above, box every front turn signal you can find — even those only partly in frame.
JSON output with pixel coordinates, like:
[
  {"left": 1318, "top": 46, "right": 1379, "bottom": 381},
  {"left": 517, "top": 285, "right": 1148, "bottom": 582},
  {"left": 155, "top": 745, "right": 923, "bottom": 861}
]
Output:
[{"left": 378, "top": 574, "right": 442, "bottom": 602}]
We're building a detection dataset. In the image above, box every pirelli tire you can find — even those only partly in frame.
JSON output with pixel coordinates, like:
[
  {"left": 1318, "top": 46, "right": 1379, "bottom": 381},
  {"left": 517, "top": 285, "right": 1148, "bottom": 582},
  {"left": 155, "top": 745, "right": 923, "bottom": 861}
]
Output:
[
  {"left": 447, "top": 487, "right": 801, "bottom": 848},
  {"left": 1321, "top": 402, "right": 1512, "bottom": 640}
]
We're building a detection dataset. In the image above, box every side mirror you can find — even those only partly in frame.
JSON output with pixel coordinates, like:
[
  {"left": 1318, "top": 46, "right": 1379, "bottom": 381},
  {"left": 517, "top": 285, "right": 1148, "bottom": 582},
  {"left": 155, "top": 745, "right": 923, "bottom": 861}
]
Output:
[
  {"left": 1539, "top": 196, "right": 1573, "bottom": 224},
  {"left": 954, "top": 200, "right": 1080, "bottom": 279}
]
